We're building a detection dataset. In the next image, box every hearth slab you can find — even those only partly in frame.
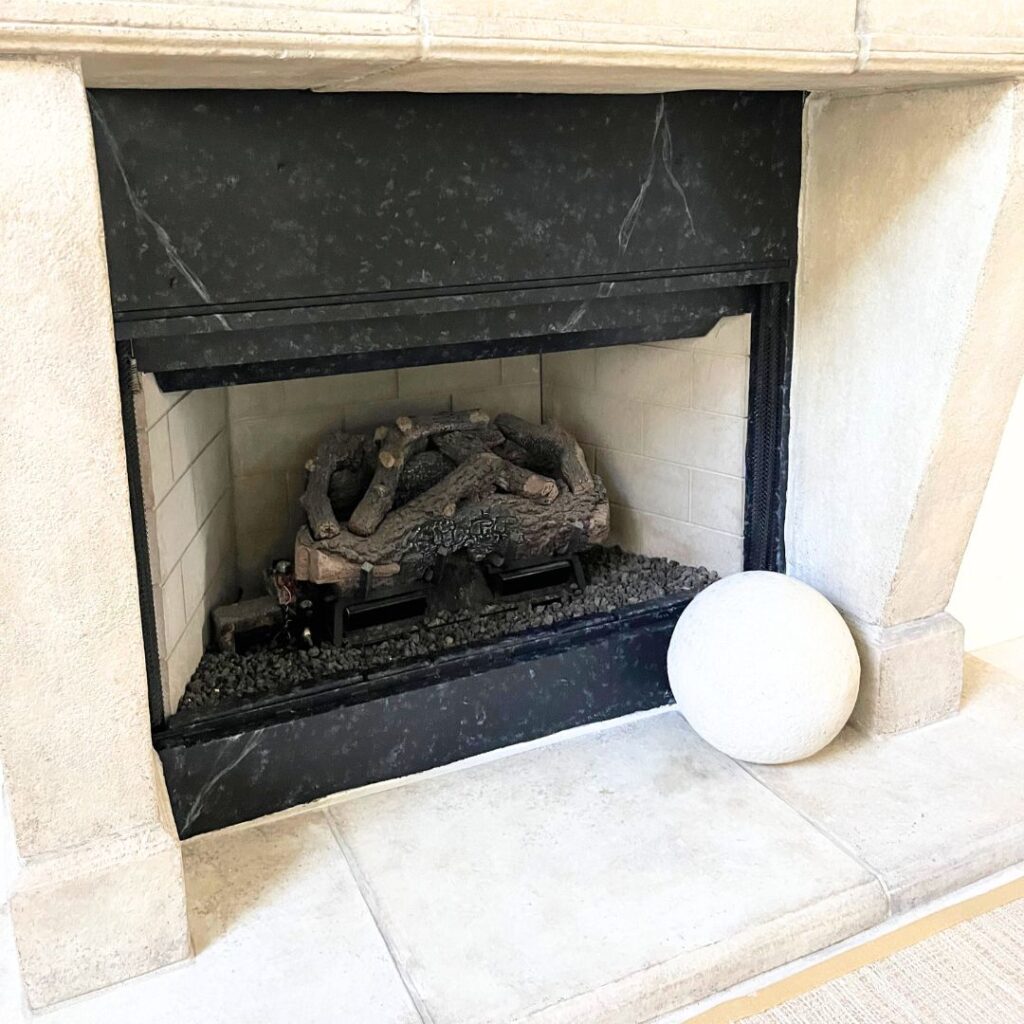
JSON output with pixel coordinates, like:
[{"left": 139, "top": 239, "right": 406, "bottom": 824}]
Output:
[
  {"left": 747, "top": 655, "right": 1024, "bottom": 913},
  {"left": 0, "top": 814, "right": 420, "bottom": 1024},
  {"left": 327, "top": 712, "right": 888, "bottom": 1024}
]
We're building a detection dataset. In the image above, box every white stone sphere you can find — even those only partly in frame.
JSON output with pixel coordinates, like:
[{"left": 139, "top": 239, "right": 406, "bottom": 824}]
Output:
[{"left": 667, "top": 571, "right": 859, "bottom": 764}]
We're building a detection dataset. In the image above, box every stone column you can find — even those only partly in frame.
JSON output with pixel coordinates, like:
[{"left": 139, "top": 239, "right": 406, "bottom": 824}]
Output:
[
  {"left": 788, "top": 81, "right": 1024, "bottom": 734},
  {"left": 0, "top": 58, "right": 190, "bottom": 1007}
]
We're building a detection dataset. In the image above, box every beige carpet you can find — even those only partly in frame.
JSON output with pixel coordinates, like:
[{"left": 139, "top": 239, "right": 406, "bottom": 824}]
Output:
[{"left": 739, "top": 897, "right": 1024, "bottom": 1023}]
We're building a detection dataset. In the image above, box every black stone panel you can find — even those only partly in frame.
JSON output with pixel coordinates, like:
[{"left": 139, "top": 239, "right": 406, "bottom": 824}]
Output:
[
  {"left": 143, "top": 281, "right": 756, "bottom": 389},
  {"left": 90, "top": 90, "right": 802, "bottom": 316},
  {"left": 155, "top": 596, "right": 685, "bottom": 838}
]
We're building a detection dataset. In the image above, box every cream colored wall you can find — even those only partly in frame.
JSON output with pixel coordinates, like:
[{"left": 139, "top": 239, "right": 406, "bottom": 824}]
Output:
[
  {"left": 541, "top": 316, "right": 749, "bottom": 578},
  {"left": 137, "top": 375, "right": 236, "bottom": 713},
  {"left": 0, "top": 56, "right": 190, "bottom": 1009},
  {"left": 227, "top": 356, "right": 541, "bottom": 593},
  {"left": 949, "top": 375, "right": 1024, "bottom": 651},
  {"left": 0, "top": 763, "right": 16, "bottom": 908}
]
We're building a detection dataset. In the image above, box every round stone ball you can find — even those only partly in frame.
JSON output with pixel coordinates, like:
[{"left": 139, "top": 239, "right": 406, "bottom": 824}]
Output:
[{"left": 667, "top": 571, "right": 859, "bottom": 764}]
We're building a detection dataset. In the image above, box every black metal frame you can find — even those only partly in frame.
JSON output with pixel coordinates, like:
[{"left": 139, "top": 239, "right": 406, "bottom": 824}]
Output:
[{"left": 745, "top": 282, "right": 794, "bottom": 574}]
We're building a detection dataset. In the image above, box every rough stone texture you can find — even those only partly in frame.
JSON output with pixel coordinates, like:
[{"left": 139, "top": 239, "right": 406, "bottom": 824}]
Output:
[
  {"left": 4, "top": 1, "right": 1024, "bottom": 91},
  {"left": 10, "top": 828, "right": 189, "bottom": 1008},
  {"left": 862, "top": 0, "right": 1024, "bottom": 72},
  {"left": 788, "top": 81, "right": 1024, "bottom": 732},
  {"left": 2, "top": 813, "right": 423, "bottom": 1023},
  {"left": 846, "top": 612, "right": 964, "bottom": 735},
  {"left": 669, "top": 573, "right": 859, "bottom": 764},
  {"left": 0, "top": 57, "right": 189, "bottom": 1007}
]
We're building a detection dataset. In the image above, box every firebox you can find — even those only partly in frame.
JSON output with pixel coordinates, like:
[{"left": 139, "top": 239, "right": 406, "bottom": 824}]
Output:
[{"left": 92, "top": 88, "right": 801, "bottom": 838}]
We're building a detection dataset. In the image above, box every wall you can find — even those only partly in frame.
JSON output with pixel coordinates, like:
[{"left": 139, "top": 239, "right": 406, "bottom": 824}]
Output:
[
  {"left": 949, "top": 374, "right": 1024, "bottom": 650},
  {"left": 227, "top": 355, "right": 541, "bottom": 593},
  {"left": 137, "top": 375, "right": 236, "bottom": 713},
  {"left": 540, "top": 315, "right": 750, "bottom": 577}
]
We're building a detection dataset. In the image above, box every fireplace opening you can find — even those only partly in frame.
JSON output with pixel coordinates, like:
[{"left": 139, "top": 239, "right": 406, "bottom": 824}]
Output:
[
  {"left": 94, "top": 87, "right": 800, "bottom": 835},
  {"left": 136, "top": 326, "right": 749, "bottom": 729}
]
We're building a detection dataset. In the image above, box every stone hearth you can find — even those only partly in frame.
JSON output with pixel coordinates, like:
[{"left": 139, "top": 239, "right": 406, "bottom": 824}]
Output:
[
  {"left": 3, "top": 3, "right": 1024, "bottom": 1012},
  {"left": 1, "top": 643, "right": 1023, "bottom": 1024}
]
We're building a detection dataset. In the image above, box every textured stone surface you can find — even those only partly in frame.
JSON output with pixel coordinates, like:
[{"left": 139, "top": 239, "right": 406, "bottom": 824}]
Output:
[
  {"left": 0, "top": 57, "right": 189, "bottom": 1007},
  {"left": 668, "top": 573, "right": 859, "bottom": 763},
  {"left": 846, "top": 612, "right": 964, "bottom": 735},
  {"left": 10, "top": 829, "right": 189, "bottom": 1008},
  {"left": 789, "top": 81, "right": 1024, "bottom": 628},
  {"left": 329, "top": 712, "right": 886, "bottom": 1024},
  {"left": 749, "top": 654, "right": 1024, "bottom": 913},
  {"left": 788, "top": 81, "right": 1024, "bottom": 730},
  {"left": 4, "top": 0, "right": 1024, "bottom": 91}
]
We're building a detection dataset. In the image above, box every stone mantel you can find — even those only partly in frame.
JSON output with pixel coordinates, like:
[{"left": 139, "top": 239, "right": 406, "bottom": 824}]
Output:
[{"left": 3, "top": 0, "right": 1024, "bottom": 92}]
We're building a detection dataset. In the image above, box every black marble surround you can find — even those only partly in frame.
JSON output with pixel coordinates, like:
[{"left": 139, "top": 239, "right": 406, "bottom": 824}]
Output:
[
  {"left": 92, "top": 89, "right": 803, "bottom": 837},
  {"left": 91, "top": 90, "right": 801, "bottom": 388}
]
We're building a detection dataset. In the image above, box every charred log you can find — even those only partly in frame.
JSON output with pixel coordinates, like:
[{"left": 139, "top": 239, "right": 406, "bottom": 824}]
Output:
[
  {"left": 300, "top": 428, "right": 375, "bottom": 540},
  {"left": 347, "top": 409, "right": 491, "bottom": 537},
  {"left": 493, "top": 413, "right": 594, "bottom": 493}
]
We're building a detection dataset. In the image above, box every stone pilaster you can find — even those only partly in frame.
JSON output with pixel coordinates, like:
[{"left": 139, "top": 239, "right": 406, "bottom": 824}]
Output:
[
  {"left": 788, "top": 81, "right": 1024, "bottom": 734},
  {"left": 0, "top": 57, "right": 190, "bottom": 1007}
]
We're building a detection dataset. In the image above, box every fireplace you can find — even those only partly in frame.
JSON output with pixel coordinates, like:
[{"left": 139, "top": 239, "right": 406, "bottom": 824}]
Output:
[
  {"left": 91, "top": 88, "right": 799, "bottom": 837},
  {"left": 6, "top": 36, "right": 1024, "bottom": 1009}
]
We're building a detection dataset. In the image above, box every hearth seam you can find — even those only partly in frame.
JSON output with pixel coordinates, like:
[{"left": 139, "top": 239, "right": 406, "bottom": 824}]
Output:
[
  {"left": 311, "top": 53, "right": 423, "bottom": 91},
  {"left": 324, "top": 813, "right": 435, "bottom": 1024},
  {"left": 733, "top": 760, "right": 894, "bottom": 917}
]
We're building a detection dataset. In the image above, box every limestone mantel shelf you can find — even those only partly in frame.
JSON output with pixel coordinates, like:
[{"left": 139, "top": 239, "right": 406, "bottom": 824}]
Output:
[{"left": 4, "top": 0, "right": 1024, "bottom": 91}]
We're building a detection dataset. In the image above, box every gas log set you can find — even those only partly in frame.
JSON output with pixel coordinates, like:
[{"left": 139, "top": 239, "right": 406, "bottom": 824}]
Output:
[
  {"left": 295, "top": 409, "right": 610, "bottom": 590},
  {"left": 180, "top": 408, "right": 715, "bottom": 717}
]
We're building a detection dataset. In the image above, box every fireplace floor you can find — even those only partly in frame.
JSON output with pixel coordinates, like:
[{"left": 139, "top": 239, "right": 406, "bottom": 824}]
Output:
[
  {"left": 5, "top": 642, "right": 1024, "bottom": 1022},
  {"left": 175, "top": 547, "right": 715, "bottom": 720}
]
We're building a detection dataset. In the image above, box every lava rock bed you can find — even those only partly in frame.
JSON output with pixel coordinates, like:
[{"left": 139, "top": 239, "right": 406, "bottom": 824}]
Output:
[{"left": 174, "top": 547, "right": 717, "bottom": 720}]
